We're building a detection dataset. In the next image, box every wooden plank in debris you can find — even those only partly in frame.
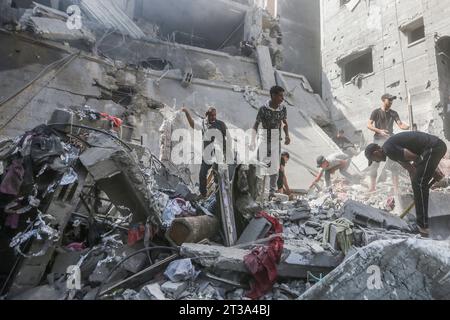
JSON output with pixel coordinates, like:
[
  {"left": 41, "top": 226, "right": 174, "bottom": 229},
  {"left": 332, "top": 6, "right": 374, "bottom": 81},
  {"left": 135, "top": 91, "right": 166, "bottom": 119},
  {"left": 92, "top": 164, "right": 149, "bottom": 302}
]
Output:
[
  {"left": 217, "top": 165, "right": 237, "bottom": 246},
  {"left": 100, "top": 253, "right": 179, "bottom": 297},
  {"left": 100, "top": 239, "right": 209, "bottom": 296}
]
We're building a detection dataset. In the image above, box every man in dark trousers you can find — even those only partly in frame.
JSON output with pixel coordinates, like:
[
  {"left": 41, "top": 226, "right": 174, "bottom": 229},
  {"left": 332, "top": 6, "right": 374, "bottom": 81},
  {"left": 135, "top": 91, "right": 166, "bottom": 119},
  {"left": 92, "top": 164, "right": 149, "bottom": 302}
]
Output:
[
  {"left": 365, "top": 131, "right": 447, "bottom": 236},
  {"left": 182, "top": 106, "right": 228, "bottom": 197},
  {"left": 367, "top": 94, "right": 410, "bottom": 193}
]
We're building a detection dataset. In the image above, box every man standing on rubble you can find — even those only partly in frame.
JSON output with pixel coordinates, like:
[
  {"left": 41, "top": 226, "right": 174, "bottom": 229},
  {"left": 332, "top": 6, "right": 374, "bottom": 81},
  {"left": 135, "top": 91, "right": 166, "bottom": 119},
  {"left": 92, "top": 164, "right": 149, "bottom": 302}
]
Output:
[
  {"left": 182, "top": 107, "right": 228, "bottom": 198},
  {"left": 309, "top": 153, "right": 360, "bottom": 190},
  {"left": 250, "top": 86, "right": 291, "bottom": 199},
  {"left": 367, "top": 94, "right": 410, "bottom": 193},
  {"left": 365, "top": 131, "right": 447, "bottom": 236}
]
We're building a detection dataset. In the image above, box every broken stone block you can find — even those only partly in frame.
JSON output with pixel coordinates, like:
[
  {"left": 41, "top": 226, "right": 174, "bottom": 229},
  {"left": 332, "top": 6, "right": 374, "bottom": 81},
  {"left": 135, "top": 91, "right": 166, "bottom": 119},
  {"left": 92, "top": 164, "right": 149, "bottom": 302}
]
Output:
[
  {"left": 79, "top": 133, "right": 162, "bottom": 226},
  {"left": 303, "top": 226, "right": 318, "bottom": 237},
  {"left": 89, "top": 262, "right": 127, "bottom": 284},
  {"left": 299, "top": 239, "right": 450, "bottom": 300},
  {"left": 289, "top": 209, "right": 311, "bottom": 222},
  {"left": 51, "top": 250, "right": 86, "bottom": 278},
  {"left": 236, "top": 217, "right": 272, "bottom": 245},
  {"left": 140, "top": 283, "right": 167, "bottom": 300},
  {"left": 161, "top": 281, "right": 188, "bottom": 299},
  {"left": 116, "top": 246, "right": 148, "bottom": 274},
  {"left": 428, "top": 192, "right": 450, "bottom": 240},
  {"left": 11, "top": 285, "right": 63, "bottom": 300},
  {"left": 342, "top": 200, "right": 410, "bottom": 232}
]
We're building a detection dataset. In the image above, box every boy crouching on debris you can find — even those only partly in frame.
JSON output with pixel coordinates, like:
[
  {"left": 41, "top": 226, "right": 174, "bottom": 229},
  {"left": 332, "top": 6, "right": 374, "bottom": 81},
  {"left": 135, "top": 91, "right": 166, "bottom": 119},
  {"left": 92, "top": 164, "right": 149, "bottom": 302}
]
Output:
[
  {"left": 309, "top": 153, "right": 360, "bottom": 190},
  {"left": 365, "top": 131, "right": 447, "bottom": 236}
]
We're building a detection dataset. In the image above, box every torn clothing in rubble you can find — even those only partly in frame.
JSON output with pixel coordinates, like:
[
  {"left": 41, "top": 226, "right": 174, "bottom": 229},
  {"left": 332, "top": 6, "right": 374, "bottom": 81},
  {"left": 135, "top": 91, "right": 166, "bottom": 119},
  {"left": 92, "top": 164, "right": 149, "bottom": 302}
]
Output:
[
  {"left": 244, "top": 211, "right": 284, "bottom": 300},
  {"left": 0, "top": 159, "right": 25, "bottom": 196}
]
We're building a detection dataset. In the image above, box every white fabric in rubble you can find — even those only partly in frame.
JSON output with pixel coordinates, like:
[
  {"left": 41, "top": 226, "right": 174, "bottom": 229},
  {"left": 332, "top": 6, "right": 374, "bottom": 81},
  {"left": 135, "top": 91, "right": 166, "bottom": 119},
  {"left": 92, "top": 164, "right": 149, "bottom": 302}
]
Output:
[
  {"left": 60, "top": 167, "right": 78, "bottom": 186},
  {"left": 9, "top": 213, "right": 60, "bottom": 258},
  {"left": 164, "top": 259, "right": 200, "bottom": 282},
  {"left": 159, "top": 119, "right": 172, "bottom": 162}
]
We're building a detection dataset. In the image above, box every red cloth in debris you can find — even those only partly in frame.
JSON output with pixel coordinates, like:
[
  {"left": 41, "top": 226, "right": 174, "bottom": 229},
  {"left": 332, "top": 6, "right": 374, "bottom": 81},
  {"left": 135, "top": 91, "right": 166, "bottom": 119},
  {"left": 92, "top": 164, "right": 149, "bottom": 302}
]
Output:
[
  {"left": 100, "top": 113, "right": 123, "bottom": 128},
  {"left": 127, "top": 224, "right": 146, "bottom": 246},
  {"left": 244, "top": 211, "right": 284, "bottom": 300}
]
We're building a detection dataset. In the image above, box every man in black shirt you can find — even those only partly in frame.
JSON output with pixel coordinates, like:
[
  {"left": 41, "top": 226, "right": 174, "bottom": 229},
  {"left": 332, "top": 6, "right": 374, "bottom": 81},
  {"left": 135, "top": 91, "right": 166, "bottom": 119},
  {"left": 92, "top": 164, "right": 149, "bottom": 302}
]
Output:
[
  {"left": 367, "top": 93, "right": 410, "bottom": 193},
  {"left": 365, "top": 132, "right": 447, "bottom": 236},
  {"left": 182, "top": 107, "right": 228, "bottom": 197}
]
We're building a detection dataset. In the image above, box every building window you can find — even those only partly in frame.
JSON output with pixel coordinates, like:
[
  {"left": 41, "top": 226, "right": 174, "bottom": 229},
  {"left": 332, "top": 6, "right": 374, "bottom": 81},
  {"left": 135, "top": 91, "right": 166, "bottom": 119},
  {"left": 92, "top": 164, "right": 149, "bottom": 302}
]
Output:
[
  {"left": 339, "top": 50, "right": 374, "bottom": 83},
  {"left": 401, "top": 18, "right": 425, "bottom": 45}
]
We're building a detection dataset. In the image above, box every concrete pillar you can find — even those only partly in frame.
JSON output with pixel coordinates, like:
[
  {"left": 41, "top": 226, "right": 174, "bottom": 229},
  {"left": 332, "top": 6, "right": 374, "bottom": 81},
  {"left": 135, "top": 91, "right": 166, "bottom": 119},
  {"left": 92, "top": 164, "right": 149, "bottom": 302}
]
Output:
[
  {"left": 256, "top": 45, "right": 276, "bottom": 90},
  {"left": 50, "top": 0, "right": 59, "bottom": 10}
]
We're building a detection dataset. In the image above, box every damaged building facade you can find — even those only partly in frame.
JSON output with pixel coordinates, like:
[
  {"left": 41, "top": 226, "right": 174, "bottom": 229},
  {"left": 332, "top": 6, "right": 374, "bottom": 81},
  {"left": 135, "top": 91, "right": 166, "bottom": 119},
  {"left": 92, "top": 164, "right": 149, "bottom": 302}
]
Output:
[
  {"left": 1, "top": 0, "right": 450, "bottom": 302},
  {"left": 321, "top": 0, "right": 450, "bottom": 143}
]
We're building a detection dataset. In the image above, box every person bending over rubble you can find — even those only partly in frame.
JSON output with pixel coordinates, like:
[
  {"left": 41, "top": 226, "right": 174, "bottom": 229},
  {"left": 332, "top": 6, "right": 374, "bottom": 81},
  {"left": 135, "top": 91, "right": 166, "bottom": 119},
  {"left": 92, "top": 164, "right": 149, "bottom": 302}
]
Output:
[
  {"left": 365, "top": 131, "right": 447, "bottom": 236},
  {"left": 309, "top": 153, "right": 360, "bottom": 190},
  {"left": 367, "top": 94, "right": 410, "bottom": 194},
  {"left": 182, "top": 106, "right": 228, "bottom": 198},
  {"left": 277, "top": 152, "right": 291, "bottom": 195}
]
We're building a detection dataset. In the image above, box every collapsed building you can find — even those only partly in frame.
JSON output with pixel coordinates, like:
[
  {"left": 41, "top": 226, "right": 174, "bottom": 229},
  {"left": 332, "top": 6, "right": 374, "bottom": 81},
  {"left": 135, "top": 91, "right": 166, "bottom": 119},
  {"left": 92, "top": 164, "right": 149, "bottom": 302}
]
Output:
[{"left": 0, "top": 0, "right": 449, "bottom": 301}]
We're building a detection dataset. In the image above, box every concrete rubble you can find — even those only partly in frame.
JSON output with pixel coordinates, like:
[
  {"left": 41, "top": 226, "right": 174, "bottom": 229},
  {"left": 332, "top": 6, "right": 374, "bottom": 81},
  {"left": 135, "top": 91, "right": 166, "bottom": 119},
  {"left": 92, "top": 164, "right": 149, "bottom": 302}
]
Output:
[{"left": 0, "top": 0, "right": 450, "bottom": 302}]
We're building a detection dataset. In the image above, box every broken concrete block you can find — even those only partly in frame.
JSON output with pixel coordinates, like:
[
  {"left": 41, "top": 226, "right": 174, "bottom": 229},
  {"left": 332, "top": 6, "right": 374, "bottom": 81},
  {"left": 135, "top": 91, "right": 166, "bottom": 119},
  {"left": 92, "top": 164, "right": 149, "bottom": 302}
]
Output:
[
  {"left": 161, "top": 281, "right": 188, "bottom": 299},
  {"left": 342, "top": 200, "right": 411, "bottom": 232},
  {"left": 236, "top": 217, "right": 272, "bottom": 245},
  {"left": 116, "top": 246, "right": 148, "bottom": 274},
  {"left": 79, "top": 133, "right": 162, "bottom": 226},
  {"left": 180, "top": 241, "right": 342, "bottom": 280},
  {"left": 11, "top": 285, "right": 63, "bottom": 300},
  {"left": 303, "top": 226, "right": 318, "bottom": 237},
  {"left": 299, "top": 239, "right": 450, "bottom": 300},
  {"left": 289, "top": 209, "right": 311, "bottom": 222},
  {"left": 428, "top": 192, "right": 450, "bottom": 240},
  {"left": 51, "top": 250, "right": 86, "bottom": 277},
  {"left": 140, "top": 283, "right": 167, "bottom": 300}
]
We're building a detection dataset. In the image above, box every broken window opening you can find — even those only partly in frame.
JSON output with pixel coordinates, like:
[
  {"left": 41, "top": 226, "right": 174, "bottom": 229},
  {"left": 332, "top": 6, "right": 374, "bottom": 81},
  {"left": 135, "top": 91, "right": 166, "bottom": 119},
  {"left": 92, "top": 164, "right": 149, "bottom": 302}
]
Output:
[
  {"left": 339, "top": 50, "right": 373, "bottom": 84},
  {"left": 401, "top": 18, "right": 425, "bottom": 46}
]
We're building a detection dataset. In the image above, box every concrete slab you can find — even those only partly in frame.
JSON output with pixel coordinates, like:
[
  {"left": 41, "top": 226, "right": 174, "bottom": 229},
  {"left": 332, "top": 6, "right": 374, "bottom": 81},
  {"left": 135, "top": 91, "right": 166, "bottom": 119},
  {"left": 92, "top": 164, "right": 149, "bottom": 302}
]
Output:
[{"left": 342, "top": 200, "right": 411, "bottom": 232}]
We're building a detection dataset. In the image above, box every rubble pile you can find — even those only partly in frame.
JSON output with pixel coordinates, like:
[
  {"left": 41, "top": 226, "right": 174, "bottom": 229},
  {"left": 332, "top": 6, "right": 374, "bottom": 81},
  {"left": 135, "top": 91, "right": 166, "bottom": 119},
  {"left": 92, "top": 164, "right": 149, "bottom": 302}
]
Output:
[{"left": 1, "top": 122, "right": 450, "bottom": 300}]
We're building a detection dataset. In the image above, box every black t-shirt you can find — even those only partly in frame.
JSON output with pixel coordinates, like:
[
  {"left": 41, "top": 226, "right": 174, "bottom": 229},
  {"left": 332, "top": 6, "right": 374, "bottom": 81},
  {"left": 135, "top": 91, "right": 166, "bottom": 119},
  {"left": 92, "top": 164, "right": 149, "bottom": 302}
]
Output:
[
  {"left": 370, "top": 108, "right": 401, "bottom": 138},
  {"left": 256, "top": 105, "right": 287, "bottom": 130},
  {"left": 383, "top": 132, "right": 441, "bottom": 162},
  {"left": 202, "top": 119, "right": 227, "bottom": 149}
]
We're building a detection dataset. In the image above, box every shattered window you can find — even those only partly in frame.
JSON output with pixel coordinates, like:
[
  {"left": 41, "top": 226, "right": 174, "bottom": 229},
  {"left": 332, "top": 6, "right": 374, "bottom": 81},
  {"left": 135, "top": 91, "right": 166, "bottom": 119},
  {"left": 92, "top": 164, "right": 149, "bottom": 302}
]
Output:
[{"left": 341, "top": 50, "right": 373, "bottom": 83}]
